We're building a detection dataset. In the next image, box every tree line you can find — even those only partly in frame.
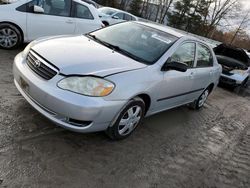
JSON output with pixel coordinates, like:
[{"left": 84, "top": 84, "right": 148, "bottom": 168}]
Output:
[{"left": 97, "top": 0, "right": 250, "bottom": 49}]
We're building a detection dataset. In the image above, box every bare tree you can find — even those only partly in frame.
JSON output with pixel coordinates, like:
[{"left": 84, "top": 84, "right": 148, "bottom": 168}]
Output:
[
  {"left": 205, "top": 0, "right": 240, "bottom": 37},
  {"left": 230, "top": 9, "right": 250, "bottom": 44},
  {"left": 140, "top": 0, "right": 150, "bottom": 17},
  {"left": 158, "top": 0, "right": 174, "bottom": 23}
]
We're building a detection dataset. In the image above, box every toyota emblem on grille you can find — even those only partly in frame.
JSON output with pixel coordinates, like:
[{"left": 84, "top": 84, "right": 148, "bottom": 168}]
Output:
[{"left": 34, "top": 60, "right": 41, "bottom": 68}]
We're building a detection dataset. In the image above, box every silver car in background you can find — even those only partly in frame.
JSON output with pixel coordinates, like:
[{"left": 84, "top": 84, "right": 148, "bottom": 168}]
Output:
[
  {"left": 98, "top": 7, "right": 138, "bottom": 26},
  {"left": 13, "top": 22, "right": 222, "bottom": 140}
]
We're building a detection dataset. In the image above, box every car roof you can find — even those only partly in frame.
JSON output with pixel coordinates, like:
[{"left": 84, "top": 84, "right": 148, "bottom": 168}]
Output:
[
  {"left": 136, "top": 21, "right": 185, "bottom": 38},
  {"left": 136, "top": 21, "right": 214, "bottom": 47}
]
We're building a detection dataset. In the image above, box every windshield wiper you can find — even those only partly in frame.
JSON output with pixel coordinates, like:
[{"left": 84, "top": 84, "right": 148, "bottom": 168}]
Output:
[
  {"left": 87, "top": 34, "right": 149, "bottom": 64},
  {"left": 87, "top": 34, "right": 114, "bottom": 49}
]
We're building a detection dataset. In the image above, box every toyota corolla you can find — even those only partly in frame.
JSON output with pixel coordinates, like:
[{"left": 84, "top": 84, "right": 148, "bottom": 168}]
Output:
[{"left": 13, "top": 22, "right": 222, "bottom": 140}]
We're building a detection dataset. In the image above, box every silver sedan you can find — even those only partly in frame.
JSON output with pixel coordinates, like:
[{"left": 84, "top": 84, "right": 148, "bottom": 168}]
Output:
[{"left": 13, "top": 22, "right": 222, "bottom": 140}]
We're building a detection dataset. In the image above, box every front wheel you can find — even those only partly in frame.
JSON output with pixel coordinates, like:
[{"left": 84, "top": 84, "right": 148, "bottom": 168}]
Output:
[
  {"left": 106, "top": 97, "right": 145, "bottom": 140},
  {"left": 0, "top": 23, "right": 22, "bottom": 49}
]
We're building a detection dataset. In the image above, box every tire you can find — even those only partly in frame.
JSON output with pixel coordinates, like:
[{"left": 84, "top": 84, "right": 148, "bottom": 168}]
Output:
[
  {"left": 106, "top": 97, "right": 145, "bottom": 140},
  {"left": 241, "top": 76, "right": 249, "bottom": 88},
  {"left": 102, "top": 21, "right": 109, "bottom": 27},
  {"left": 189, "top": 88, "right": 210, "bottom": 110},
  {"left": 234, "top": 76, "right": 249, "bottom": 93},
  {"left": 0, "top": 23, "right": 23, "bottom": 50}
]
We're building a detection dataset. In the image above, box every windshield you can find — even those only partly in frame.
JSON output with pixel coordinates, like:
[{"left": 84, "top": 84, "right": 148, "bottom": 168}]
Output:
[
  {"left": 89, "top": 22, "right": 178, "bottom": 64},
  {"left": 98, "top": 7, "right": 116, "bottom": 15}
]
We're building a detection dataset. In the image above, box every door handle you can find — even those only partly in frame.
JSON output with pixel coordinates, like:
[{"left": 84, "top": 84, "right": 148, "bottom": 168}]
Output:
[
  {"left": 66, "top": 20, "right": 74, "bottom": 24},
  {"left": 209, "top": 71, "right": 213, "bottom": 76},
  {"left": 189, "top": 72, "right": 195, "bottom": 79}
]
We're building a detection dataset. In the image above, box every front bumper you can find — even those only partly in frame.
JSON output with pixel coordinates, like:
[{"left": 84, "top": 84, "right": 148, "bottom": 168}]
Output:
[{"left": 13, "top": 52, "right": 127, "bottom": 133}]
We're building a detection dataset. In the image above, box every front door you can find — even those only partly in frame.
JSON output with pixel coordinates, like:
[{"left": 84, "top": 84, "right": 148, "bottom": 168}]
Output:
[
  {"left": 110, "top": 12, "right": 125, "bottom": 25},
  {"left": 73, "top": 2, "right": 100, "bottom": 34},
  {"left": 156, "top": 42, "right": 197, "bottom": 111}
]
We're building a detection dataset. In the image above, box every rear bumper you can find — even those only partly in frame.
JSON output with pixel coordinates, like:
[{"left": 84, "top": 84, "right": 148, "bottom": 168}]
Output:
[
  {"left": 13, "top": 52, "right": 127, "bottom": 133},
  {"left": 219, "top": 73, "right": 249, "bottom": 87},
  {"left": 219, "top": 76, "right": 238, "bottom": 87}
]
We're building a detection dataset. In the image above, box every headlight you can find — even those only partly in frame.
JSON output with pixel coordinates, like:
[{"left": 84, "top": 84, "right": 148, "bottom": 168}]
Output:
[{"left": 57, "top": 76, "right": 115, "bottom": 97}]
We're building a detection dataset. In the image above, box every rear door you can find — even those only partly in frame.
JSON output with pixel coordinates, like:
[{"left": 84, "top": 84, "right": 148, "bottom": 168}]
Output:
[
  {"left": 192, "top": 43, "right": 215, "bottom": 97},
  {"left": 72, "top": 1, "right": 101, "bottom": 34},
  {"left": 26, "top": 0, "right": 76, "bottom": 41},
  {"left": 124, "top": 13, "right": 133, "bottom": 21}
]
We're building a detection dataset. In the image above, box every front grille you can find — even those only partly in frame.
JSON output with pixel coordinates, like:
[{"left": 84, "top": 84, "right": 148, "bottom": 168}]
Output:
[{"left": 27, "top": 51, "right": 58, "bottom": 80}]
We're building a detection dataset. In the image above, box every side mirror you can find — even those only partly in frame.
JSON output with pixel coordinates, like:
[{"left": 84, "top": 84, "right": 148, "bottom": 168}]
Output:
[
  {"left": 33, "top": 5, "right": 44, "bottom": 14},
  {"left": 112, "top": 15, "right": 119, "bottom": 19},
  {"left": 161, "top": 60, "right": 188, "bottom": 72}
]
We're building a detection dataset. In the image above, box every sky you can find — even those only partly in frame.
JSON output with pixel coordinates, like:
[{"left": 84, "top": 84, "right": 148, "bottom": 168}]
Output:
[
  {"left": 218, "top": 0, "right": 250, "bottom": 34},
  {"left": 241, "top": 0, "right": 250, "bottom": 9}
]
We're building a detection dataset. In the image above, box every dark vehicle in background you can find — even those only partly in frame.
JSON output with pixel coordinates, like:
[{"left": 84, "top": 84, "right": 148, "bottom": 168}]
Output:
[
  {"left": 214, "top": 44, "right": 250, "bottom": 88},
  {"left": 245, "top": 49, "right": 250, "bottom": 58}
]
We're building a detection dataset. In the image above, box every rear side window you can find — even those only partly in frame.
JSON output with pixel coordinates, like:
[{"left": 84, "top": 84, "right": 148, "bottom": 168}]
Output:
[
  {"left": 131, "top": 16, "right": 136, "bottom": 21},
  {"left": 170, "top": 42, "right": 196, "bottom": 68},
  {"left": 74, "top": 3, "right": 94, "bottom": 19},
  {"left": 196, "top": 44, "right": 213, "bottom": 67},
  {"left": 124, "top": 14, "right": 132, "bottom": 21}
]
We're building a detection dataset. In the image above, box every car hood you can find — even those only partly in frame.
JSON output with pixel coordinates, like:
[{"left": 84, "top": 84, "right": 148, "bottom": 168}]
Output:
[{"left": 31, "top": 35, "right": 147, "bottom": 77}]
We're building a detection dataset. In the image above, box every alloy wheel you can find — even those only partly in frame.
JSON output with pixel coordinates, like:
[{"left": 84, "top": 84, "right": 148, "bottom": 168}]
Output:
[{"left": 0, "top": 28, "right": 18, "bottom": 48}]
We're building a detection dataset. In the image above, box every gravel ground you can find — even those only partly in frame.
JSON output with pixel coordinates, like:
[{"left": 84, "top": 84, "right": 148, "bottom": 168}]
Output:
[{"left": 0, "top": 47, "right": 250, "bottom": 188}]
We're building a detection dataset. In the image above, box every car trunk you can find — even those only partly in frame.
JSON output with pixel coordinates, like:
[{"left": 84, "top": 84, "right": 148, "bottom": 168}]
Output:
[{"left": 214, "top": 44, "right": 250, "bottom": 75}]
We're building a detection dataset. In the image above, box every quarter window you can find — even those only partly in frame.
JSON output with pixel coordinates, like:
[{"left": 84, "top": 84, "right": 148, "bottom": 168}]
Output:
[
  {"left": 196, "top": 44, "right": 213, "bottom": 67},
  {"left": 170, "top": 43, "right": 196, "bottom": 67},
  {"left": 75, "top": 3, "right": 94, "bottom": 19}
]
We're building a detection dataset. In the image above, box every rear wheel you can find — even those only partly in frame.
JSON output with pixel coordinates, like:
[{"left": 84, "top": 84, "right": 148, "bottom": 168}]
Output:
[
  {"left": 189, "top": 88, "right": 210, "bottom": 110},
  {"left": 0, "top": 23, "right": 22, "bottom": 49},
  {"left": 106, "top": 97, "right": 145, "bottom": 140}
]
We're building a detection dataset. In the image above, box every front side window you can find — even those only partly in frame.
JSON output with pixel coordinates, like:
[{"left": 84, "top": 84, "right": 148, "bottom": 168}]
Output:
[
  {"left": 75, "top": 3, "right": 93, "bottom": 19},
  {"left": 114, "top": 13, "right": 124, "bottom": 19},
  {"left": 28, "top": 0, "right": 71, "bottom": 17},
  {"left": 170, "top": 43, "right": 196, "bottom": 67},
  {"left": 196, "top": 44, "right": 213, "bottom": 67},
  {"left": 89, "top": 22, "right": 178, "bottom": 64}
]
